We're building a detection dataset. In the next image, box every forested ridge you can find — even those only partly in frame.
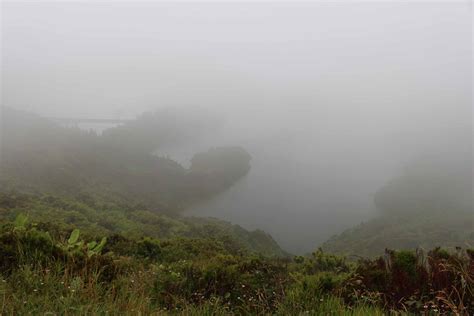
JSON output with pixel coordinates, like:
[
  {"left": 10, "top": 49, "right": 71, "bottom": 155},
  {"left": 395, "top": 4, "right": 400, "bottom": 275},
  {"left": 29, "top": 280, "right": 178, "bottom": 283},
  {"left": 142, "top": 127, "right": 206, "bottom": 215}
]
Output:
[
  {"left": 323, "top": 158, "right": 473, "bottom": 257},
  {"left": 1, "top": 108, "right": 251, "bottom": 213}
]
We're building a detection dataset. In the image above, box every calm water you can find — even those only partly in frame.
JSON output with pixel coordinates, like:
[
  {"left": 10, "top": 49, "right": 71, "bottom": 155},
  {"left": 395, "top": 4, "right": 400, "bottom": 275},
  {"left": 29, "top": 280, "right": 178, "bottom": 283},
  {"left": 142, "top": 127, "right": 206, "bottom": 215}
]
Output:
[{"left": 158, "top": 135, "right": 382, "bottom": 254}]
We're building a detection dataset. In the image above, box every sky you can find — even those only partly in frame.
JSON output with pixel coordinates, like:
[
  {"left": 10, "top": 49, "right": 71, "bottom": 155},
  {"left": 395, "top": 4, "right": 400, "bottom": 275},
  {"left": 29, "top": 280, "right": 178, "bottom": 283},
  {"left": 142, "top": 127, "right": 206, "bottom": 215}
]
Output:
[{"left": 1, "top": 1, "right": 472, "bottom": 252}]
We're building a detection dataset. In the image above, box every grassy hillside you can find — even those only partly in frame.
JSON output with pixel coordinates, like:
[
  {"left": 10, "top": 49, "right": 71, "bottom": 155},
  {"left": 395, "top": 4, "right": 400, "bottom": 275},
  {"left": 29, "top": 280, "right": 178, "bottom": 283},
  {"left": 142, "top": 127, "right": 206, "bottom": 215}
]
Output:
[
  {"left": 322, "top": 212, "right": 473, "bottom": 258},
  {"left": 0, "top": 192, "right": 285, "bottom": 257},
  {"left": 323, "top": 158, "right": 473, "bottom": 257}
]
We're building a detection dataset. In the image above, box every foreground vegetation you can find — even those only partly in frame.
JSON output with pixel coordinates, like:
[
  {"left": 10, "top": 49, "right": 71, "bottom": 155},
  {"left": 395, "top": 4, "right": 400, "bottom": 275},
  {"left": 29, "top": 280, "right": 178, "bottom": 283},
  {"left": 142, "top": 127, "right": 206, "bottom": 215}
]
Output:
[{"left": 1, "top": 213, "right": 472, "bottom": 315}]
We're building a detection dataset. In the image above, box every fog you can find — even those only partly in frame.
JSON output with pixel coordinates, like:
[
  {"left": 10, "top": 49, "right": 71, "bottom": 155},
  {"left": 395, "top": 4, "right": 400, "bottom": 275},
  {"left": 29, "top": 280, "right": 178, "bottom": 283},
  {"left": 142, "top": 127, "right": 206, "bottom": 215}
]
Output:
[{"left": 2, "top": 1, "right": 472, "bottom": 253}]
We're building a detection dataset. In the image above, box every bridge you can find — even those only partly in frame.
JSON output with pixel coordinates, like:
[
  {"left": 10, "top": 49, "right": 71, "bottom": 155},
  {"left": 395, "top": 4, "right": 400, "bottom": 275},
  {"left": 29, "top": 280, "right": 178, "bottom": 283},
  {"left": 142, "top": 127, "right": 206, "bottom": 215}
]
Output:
[{"left": 47, "top": 117, "right": 132, "bottom": 125}]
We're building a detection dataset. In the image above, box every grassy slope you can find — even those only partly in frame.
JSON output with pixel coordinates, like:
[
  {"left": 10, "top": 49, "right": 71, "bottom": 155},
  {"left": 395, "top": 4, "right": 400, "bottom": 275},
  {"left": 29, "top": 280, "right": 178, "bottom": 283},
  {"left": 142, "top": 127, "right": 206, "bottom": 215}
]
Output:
[
  {"left": 323, "top": 211, "right": 474, "bottom": 258},
  {"left": 323, "top": 157, "right": 473, "bottom": 257},
  {"left": 0, "top": 192, "right": 286, "bottom": 257}
]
